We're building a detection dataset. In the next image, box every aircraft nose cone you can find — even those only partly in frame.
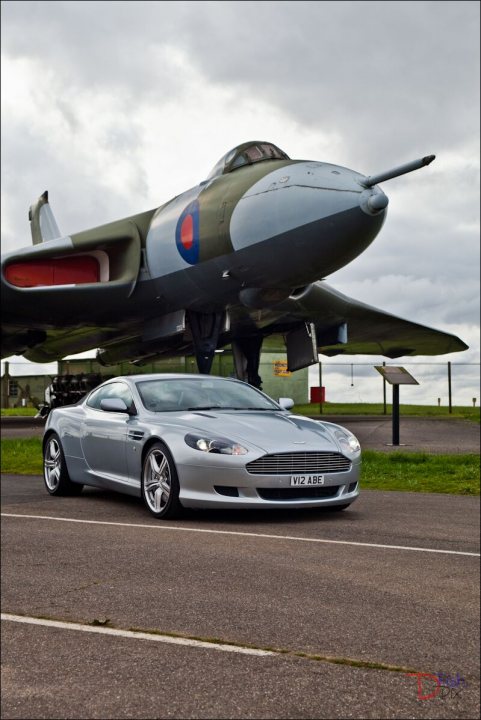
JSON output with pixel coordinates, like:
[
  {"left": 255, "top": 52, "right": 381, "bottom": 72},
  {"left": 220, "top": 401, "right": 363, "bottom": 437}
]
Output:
[
  {"left": 367, "top": 192, "right": 389, "bottom": 213},
  {"left": 360, "top": 188, "right": 389, "bottom": 216}
]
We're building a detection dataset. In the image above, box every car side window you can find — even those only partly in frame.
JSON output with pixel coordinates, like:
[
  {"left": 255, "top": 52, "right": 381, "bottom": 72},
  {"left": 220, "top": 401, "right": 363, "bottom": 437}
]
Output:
[{"left": 86, "top": 382, "right": 135, "bottom": 412}]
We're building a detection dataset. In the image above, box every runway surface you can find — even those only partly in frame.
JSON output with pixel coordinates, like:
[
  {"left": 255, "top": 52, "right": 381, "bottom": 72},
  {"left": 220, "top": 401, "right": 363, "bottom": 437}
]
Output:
[{"left": 1, "top": 473, "right": 479, "bottom": 719}]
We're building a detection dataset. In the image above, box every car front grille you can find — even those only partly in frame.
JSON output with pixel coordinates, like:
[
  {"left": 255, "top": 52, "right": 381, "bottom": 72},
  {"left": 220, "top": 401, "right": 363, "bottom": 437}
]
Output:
[
  {"left": 257, "top": 486, "right": 340, "bottom": 500},
  {"left": 246, "top": 452, "right": 351, "bottom": 475}
]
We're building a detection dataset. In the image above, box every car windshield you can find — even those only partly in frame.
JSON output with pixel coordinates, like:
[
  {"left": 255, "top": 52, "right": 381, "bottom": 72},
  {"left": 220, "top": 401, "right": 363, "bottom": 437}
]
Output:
[{"left": 136, "top": 378, "right": 280, "bottom": 413}]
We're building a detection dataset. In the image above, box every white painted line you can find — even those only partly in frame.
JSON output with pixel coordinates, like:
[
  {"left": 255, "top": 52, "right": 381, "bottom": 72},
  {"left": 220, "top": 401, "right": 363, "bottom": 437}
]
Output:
[
  {"left": 1, "top": 613, "right": 275, "bottom": 657},
  {"left": 2, "top": 512, "right": 479, "bottom": 557}
]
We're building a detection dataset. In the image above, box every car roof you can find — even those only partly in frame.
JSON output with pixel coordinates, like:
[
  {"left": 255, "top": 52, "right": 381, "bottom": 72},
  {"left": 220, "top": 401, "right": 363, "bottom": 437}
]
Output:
[{"left": 107, "top": 374, "right": 240, "bottom": 383}]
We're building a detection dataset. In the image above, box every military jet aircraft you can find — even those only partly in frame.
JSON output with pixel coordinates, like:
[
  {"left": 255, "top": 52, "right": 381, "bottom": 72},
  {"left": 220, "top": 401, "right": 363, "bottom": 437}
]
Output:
[{"left": 1, "top": 140, "right": 468, "bottom": 387}]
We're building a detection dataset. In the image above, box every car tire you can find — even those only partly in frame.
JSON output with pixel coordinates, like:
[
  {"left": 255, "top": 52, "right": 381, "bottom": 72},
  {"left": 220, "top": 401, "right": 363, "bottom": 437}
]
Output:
[
  {"left": 141, "top": 442, "right": 182, "bottom": 519},
  {"left": 43, "top": 433, "right": 83, "bottom": 496}
]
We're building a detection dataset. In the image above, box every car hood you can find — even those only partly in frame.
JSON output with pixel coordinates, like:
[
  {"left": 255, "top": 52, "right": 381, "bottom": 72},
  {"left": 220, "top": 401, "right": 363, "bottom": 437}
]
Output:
[{"left": 165, "top": 410, "right": 344, "bottom": 454}]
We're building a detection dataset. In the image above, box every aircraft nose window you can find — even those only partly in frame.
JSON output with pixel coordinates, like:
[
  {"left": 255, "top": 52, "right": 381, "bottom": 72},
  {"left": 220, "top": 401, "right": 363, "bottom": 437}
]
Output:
[
  {"left": 231, "top": 154, "right": 249, "bottom": 170},
  {"left": 244, "top": 146, "right": 263, "bottom": 162},
  {"left": 207, "top": 141, "right": 289, "bottom": 179}
]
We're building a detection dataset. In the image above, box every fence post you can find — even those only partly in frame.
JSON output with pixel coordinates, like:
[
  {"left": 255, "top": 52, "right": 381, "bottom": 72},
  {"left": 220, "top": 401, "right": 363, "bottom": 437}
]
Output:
[
  {"left": 448, "top": 361, "right": 452, "bottom": 414},
  {"left": 392, "top": 384, "right": 400, "bottom": 445},
  {"left": 1, "top": 361, "right": 10, "bottom": 409},
  {"left": 318, "top": 361, "right": 323, "bottom": 415},
  {"left": 382, "top": 361, "right": 387, "bottom": 414}
]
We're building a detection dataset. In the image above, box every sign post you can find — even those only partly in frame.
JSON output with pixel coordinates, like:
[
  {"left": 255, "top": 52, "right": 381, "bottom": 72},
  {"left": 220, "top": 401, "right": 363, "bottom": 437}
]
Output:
[{"left": 374, "top": 366, "right": 419, "bottom": 446}]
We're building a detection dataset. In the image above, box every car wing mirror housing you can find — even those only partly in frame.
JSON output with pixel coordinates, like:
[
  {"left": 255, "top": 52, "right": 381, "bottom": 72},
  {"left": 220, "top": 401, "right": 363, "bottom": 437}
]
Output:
[
  {"left": 100, "top": 398, "right": 130, "bottom": 413},
  {"left": 278, "top": 397, "right": 294, "bottom": 410}
]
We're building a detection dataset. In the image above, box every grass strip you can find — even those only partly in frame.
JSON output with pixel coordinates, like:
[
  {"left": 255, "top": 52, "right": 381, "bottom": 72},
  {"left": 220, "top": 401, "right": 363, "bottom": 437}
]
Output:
[
  {"left": 1, "top": 407, "right": 39, "bottom": 416},
  {"left": 292, "top": 403, "right": 480, "bottom": 422},
  {"left": 1, "top": 438, "right": 44, "bottom": 475},
  {"left": 361, "top": 450, "right": 480, "bottom": 495},
  {"left": 2, "top": 403, "right": 480, "bottom": 421}
]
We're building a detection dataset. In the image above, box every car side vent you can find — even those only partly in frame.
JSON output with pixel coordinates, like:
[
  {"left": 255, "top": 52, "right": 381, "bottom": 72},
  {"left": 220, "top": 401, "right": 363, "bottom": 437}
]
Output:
[{"left": 214, "top": 486, "right": 239, "bottom": 497}]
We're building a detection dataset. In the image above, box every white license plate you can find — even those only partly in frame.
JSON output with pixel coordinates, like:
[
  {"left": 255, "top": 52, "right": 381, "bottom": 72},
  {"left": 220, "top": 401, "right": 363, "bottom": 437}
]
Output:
[{"left": 290, "top": 475, "right": 325, "bottom": 486}]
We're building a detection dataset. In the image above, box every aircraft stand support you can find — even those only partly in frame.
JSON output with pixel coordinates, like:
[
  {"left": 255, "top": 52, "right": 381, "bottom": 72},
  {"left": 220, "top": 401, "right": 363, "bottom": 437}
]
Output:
[
  {"left": 232, "top": 337, "right": 263, "bottom": 389},
  {"left": 187, "top": 310, "right": 224, "bottom": 375}
]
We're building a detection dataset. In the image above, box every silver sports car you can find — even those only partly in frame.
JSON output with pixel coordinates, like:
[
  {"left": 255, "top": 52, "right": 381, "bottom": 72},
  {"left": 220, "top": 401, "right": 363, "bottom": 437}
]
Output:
[{"left": 43, "top": 374, "right": 361, "bottom": 518}]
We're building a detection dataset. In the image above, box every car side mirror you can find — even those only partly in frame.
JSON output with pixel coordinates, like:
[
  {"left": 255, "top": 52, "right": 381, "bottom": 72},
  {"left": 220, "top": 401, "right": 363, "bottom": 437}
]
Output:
[
  {"left": 278, "top": 397, "right": 294, "bottom": 410},
  {"left": 100, "top": 398, "right": 129, "bottom": 413}
]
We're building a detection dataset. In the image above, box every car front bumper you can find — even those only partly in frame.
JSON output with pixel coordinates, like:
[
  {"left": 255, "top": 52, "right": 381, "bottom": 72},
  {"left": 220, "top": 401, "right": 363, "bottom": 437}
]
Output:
[{"left": 176, "top": 461, "right": 360, "bottom": 510}]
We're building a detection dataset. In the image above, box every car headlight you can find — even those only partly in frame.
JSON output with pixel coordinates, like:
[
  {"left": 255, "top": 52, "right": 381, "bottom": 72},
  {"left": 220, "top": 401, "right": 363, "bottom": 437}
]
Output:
[
  {"left": 333, "top": 429, "right": 361, "bottom": 456},
  {"left": 185, "top": 433, "right": 248, "bottom": 455}
]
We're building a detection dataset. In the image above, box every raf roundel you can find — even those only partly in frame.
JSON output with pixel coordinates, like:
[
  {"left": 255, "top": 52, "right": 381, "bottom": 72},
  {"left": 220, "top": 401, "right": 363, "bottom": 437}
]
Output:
[{"left": 175, "top": 200, "right": 200, "bottom": 264}]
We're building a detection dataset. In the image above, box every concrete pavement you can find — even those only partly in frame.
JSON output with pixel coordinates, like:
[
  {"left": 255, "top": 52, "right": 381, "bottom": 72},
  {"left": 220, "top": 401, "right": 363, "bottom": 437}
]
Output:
[{"left": 1, "top": 475, "right": 479, "bottom": 719}]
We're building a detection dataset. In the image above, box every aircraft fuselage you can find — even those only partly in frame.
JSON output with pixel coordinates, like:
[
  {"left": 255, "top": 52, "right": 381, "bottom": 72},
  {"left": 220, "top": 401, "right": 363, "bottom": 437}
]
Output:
[
  {"left": 2, "top": 158, "right": 386, "bottom": 325},
  {"left": 4, "top": 141, "right": 450, "bottom": 376}
]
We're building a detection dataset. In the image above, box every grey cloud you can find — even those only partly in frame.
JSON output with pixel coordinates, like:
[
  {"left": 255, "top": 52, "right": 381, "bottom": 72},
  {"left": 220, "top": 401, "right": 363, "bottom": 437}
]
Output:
[
  {"left": 169, "top": 1, "right": 480, "bottom": 166},
  {"left": 2, "top": 1, "right": 184, "bottom": 105},
  {"left": 334, "top": 274, "right": 479, "bottom": 327},
  {"left": 1, "top": 133, "right": 147, "bottom": 254},
  {"left": 3, "top": 2, "right": 479, "bottom": 165},
  {"left": 1, "top": 0, "right": 478, "bottom": 371}
]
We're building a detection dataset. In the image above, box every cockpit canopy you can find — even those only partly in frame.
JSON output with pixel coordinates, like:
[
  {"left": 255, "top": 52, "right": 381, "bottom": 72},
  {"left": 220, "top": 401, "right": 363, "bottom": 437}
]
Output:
[{"left": 207, "top": 141, "right": 290, "bottom": 180}]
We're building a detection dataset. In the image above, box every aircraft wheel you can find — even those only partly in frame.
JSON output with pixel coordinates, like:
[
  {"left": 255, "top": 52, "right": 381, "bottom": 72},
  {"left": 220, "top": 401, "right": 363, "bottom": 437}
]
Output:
[
  {"left": 142, "top": 442, "right": 182, "bottom": 519},
  {"left": 43, "top": 433, "right": 83, "bottom": 496}
]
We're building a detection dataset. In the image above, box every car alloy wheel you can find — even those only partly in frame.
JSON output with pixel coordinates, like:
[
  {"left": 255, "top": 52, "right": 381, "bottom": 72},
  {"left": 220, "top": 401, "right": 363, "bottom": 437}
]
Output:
[
  {"left": 142, "top": 442, "right": 182, "bottom": 519},
  {"left": 43, "top": 432, "right": 83, "bottom": 496},
  {"left": 44, "top": 436, "right": 62, "bottom": 492}
]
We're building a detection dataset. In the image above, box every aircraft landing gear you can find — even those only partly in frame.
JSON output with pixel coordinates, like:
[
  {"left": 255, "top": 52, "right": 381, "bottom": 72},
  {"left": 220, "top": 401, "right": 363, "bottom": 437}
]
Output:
[
  {"left": 187, "top": 310, "right": 225, "bottom": 375},
  {"left": 187, "top": 311, "right": 263, "bottom": 388},
  {"left": 232, "top": 337, "right": 263, "bottom": 389}
]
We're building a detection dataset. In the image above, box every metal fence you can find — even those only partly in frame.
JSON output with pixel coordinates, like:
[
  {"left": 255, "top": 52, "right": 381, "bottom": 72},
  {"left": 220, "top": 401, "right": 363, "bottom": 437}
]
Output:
[{"left": 311, "top": 361, "right": 480, "bottom": 410}]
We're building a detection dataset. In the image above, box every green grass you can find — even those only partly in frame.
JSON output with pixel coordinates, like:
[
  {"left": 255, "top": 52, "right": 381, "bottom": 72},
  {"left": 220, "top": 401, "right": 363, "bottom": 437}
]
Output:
[
  {"left": 1, "top": 438, "right": 44, "bottom": 475},
  {"left": 293, "top": 403, "right": 480, "bottom": 423},
  {"left": 1, "top": 437, "right": 479, "bottom": 495},
  {"left": 361, "top": 450, "right": 480, "bottom": 495},
  {"left": 1, "top": 407, "right": 39, "bottom": 416}
]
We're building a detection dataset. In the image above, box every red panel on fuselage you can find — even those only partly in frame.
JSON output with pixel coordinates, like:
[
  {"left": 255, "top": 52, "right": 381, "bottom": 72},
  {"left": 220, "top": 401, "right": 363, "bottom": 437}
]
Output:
[
  {"left": 180, "top": 214, "right": 194, "bottom": 250},
  {"left": 5, "top": 257, "right": 100, "bottom": 287}
]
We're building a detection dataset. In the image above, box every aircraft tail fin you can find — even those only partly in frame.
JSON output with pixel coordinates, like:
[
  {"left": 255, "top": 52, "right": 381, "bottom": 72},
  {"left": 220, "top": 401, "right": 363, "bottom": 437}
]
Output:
[{"left": 29, "top": 191, "right": 62, "bottom": 244}]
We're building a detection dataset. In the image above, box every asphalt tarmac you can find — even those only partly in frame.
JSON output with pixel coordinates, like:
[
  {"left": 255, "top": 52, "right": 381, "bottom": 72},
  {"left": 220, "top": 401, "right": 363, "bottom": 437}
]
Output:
[{"left": 1, "top": 469, "right": 480, "bottom": 719}]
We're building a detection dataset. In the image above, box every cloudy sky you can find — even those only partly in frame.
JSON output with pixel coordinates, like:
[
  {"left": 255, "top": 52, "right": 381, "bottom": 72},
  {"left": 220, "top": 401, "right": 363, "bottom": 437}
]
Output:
[{"left": 1, "top": 0, "right": 479, "bottom": 404}]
